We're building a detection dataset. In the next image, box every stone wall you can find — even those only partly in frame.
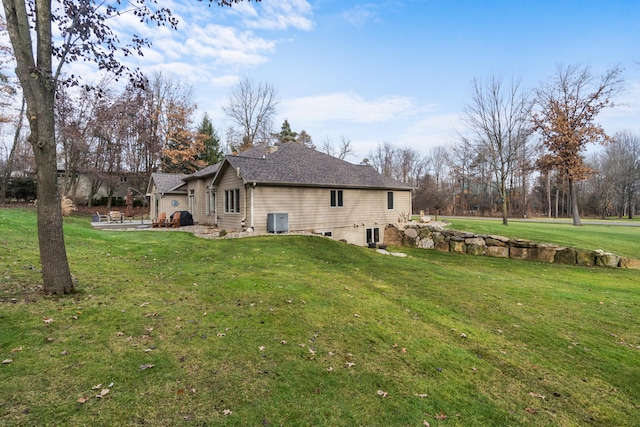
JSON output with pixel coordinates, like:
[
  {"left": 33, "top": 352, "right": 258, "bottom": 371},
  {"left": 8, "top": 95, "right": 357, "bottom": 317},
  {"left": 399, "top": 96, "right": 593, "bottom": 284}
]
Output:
[{"left": 384, "top": 224, "right": 640, "bottom": 269}]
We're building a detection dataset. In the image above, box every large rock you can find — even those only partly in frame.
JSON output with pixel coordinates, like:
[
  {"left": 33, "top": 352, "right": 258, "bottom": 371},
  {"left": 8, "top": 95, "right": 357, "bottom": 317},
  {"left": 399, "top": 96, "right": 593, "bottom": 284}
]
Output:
[
  {"left": 435, "top": 239, "right": 450, "bottom": 252},
  {"left": 509, "top": 246, "right": 529, "bottom": 260},
  {"left": 449, "top": 240, "right": 466, "bottom": 254},
  {"left": 527, "top": 245, "right": 559, "bottom": 263},
  {"left": 576, "top": 250, "right": 595, "bottom": 266},
  {"left": 467, "top": 244, "right": 486, "bottom": 256},
  {"left": 384, "top": 225, "right": 403, "bottom": 246},
  {"left": 465, "top": 237, "right": 486, "bottom": 246},
  {"left": 620, "top": 257, "right": 640, "bottom": 269},
  {"left": 415, "top": 237, "right": 435, "bottom": 249},
  {"left": 554, "top": 248, "right": 577, "bottom": 265},
  {"left": 485, "top": 246, "right": 509, "bottom": 258},
  {"left": 594, "top": 251, "right": 621, "bottom": 268}
]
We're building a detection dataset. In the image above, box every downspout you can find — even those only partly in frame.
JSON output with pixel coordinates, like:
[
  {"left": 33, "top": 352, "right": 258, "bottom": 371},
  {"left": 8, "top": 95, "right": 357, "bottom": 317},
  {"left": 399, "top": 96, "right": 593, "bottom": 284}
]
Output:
[
  {"left": 242, "top": 183, "right": 248, "bottom": 229},
  {"left": 251, "top": 182, "right": 256, "bottom": 228},
  {"left": 237, "top": 167, "right": 247, "bottom": 229}
]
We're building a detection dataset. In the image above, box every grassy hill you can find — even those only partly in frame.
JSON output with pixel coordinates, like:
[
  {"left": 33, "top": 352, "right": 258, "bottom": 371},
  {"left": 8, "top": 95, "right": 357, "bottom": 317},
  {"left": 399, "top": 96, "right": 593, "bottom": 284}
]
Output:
[{"left": 1, "top": 208, "right": 639, "bottom": 426}]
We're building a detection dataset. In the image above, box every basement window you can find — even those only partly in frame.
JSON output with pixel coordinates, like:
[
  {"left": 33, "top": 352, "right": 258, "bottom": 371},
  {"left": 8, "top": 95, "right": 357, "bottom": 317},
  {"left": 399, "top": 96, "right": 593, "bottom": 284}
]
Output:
[{"left": 366, "top": 227, "right": 380, "bottom": 244}]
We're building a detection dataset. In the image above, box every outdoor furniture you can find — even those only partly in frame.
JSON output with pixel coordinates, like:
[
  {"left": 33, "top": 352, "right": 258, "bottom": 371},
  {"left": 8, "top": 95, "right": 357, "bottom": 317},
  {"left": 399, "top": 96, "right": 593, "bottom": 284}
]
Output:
[
  {"left": 108, "top": 211, "right": 123, "bottom": 223},
  {"left": 152, "top": 212, "right": 167, "bottom": 228},
  {"left": 170, "top": 211, "right": 181, "bottom": 228}
]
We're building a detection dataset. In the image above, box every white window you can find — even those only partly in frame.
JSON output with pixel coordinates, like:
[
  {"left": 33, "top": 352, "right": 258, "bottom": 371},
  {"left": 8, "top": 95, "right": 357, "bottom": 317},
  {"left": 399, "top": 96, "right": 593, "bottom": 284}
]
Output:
[
  {"left": 225, "top": 189, "right": 240, "bottom": 213},
  {"left": 206, "top": 188, "right": 216, "bottom": 215},
  {"left": 366, "top": 227, "right": 380, "bottom": 244},
  {"left": 330, "top": 189, "right": 343, "bottom": 207},
  {"left": 188, "top": 189, "right": 195, "bottom": 213}
]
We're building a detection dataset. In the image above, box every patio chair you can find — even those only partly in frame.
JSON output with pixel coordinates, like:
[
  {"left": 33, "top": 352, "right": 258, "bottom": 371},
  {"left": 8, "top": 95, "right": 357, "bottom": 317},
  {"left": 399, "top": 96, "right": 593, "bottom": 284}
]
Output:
[
  {"left": 152, "top": 212, "right": 167, "bottom": 228},
  {"left": 108, "top": 211, "right": 123, "bottom": 223},
  {"left": 170, "top": 211, "right": 181, "bottom": 228}
]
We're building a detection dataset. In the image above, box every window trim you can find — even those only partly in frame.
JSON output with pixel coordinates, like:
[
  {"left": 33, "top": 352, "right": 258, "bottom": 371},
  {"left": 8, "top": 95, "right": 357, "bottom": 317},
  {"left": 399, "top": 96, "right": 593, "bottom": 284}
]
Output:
[
  {"left": 366, "top": 227, "right": 380, "bottom": 244},
  {"left": 224, "top": 188, "right": 241, "bottom": 214},
  {"left": 330, "top": 189, "right": 343, "bottom": 207}
]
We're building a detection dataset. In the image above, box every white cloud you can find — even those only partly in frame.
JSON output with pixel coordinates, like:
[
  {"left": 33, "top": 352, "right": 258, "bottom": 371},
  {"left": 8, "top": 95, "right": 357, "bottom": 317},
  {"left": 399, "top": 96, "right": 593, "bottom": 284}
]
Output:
[
  {"left": 341, "top": 3, "right": 382, "bottom": 27},
  {"left": 281, "top": 92, "right": 416, "bottom": 124},
  {"left": 241, "top": 0, "right": 314, "bottom": 31}
]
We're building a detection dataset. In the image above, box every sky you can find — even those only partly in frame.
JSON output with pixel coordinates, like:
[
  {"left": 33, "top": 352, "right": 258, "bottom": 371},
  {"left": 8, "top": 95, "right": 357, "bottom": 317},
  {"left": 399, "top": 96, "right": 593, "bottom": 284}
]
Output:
[{"left": 75, "top": 0, "right": 640, "bottom": 162}]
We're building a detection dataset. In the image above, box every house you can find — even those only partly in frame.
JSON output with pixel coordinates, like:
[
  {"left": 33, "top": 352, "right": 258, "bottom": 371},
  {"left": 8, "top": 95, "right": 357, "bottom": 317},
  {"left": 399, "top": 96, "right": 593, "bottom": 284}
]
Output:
[
  {"left": 147, "top": 142, "right": 413, "bottom": 246},
  {"left": 147, "top": 172, "right": 189, "bottom": 216}
]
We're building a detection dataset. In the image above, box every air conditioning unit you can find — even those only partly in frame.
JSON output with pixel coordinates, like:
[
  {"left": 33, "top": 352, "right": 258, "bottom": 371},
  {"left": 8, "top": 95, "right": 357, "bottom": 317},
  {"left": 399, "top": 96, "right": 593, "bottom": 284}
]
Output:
[{"left": 267, "top": 213, "right": 289, "bottom": 233}]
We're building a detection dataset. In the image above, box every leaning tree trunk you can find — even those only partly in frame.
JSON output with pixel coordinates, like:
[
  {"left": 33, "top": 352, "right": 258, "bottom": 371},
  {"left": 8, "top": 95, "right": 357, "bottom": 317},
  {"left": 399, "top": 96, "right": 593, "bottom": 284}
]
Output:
[
  {"left": 568, "top": 178, "right": 582, "bottom": 226},
  {"left": 29, "top": 96, "right": 75, "bottom": 294},
  {"left": 4, "top": 0, "right": 74, "bottom": 294}
]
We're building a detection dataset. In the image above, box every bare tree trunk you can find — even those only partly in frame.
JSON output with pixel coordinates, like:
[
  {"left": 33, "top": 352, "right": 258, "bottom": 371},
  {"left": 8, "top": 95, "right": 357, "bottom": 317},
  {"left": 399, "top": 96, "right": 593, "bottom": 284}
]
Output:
[
  {"left": 4, "top": 0, "right": 74, "bottom": 294},
  {"left": 1, "top": 98, "right": 25, "bottom": 202},
  {"left": 554, "top": 185, "right": 559, "bottom": 219},
  {"left": 500, "top": 180, "right": 509, "bottom": 225},
  {"left": 568, "top": 178, "right": 582, "bottom": 226}
]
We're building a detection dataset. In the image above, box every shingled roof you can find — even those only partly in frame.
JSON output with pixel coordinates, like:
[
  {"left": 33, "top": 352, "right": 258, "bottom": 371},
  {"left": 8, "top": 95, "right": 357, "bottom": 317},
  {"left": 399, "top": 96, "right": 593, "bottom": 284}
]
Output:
[
  {"left": 183, "top": 163, "right": 220, "bottom": 181},
  {"left": 149, "top": 172, "right": 188, "bottom": 193},
  {"left": 217, "top": 142, "right": 413, "bottom": 190}
]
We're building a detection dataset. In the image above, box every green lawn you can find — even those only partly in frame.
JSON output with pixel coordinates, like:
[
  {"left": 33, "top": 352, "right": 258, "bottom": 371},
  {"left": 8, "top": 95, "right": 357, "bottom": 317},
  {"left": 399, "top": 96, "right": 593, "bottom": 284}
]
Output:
[
  {"left": 1, "top": 208, "right": 639, "bottom": 426},
  {"left": 442, "top": 217, "right": 640, "bottom": 260}
]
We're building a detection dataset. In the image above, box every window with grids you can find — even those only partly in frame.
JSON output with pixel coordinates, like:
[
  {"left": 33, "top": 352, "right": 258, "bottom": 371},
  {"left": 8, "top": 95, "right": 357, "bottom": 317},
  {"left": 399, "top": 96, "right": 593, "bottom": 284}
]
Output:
[
  {"left": 330, "top": 190, "right": 343, "bottom": 207},
  {"left": 224, "top": 189, "right": 240, "bottom": 213}
]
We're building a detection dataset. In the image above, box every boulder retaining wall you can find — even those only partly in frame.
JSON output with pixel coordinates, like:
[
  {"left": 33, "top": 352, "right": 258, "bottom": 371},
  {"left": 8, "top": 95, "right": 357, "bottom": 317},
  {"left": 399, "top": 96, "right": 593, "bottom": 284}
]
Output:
[{"left": 384, "top": 224, "right": 638, "bottom": 269}]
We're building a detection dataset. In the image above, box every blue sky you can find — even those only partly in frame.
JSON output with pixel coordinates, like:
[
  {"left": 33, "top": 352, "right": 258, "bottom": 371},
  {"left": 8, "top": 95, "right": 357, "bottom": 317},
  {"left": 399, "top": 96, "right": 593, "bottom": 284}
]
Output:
[{"left": 87, "top": 0, "right": 640, "bottom": 161}]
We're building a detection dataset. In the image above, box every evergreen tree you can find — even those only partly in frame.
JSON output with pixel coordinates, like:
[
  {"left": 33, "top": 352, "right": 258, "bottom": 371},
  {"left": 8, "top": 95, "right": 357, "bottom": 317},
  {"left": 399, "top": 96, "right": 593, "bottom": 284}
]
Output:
[
  {"left": 275, "top": 119, "right": 297, "bottom": 143},
  {"left": 198, "top": 113, "right": 224, "bottom": 165}
]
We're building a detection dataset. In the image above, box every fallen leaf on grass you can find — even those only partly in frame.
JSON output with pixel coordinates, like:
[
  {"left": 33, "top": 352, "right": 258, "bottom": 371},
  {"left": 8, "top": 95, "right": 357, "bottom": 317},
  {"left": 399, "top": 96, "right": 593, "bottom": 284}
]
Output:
[
  {"left": 423, "top": 421, "right": 430, "bottom": 427},
  {"left": 528, "top": 392, "right": 546, "bottom": 400},
  {"left": 353, "top": 314, "right": 361, "bottom": 318},
  {"left": 92, "top": 384, "right": 103, "bottom": 390},
  {"left": 377, "top": 390, "right": 388, "bottom": 398},
  {"left": 43, "top": 318, "right": 54, "bottom": 323},
  {"left": 77, "top": 397, "right": 89, "bottom": 404},
  {"left": 414, "top": 394, "right": 428, "bottom": 398},
  {"left": 525, "top": 407, "right": 537, "bottom": 413},
  {"left": 11, "top": 346, "right": 23, "bottom": 352},
  {"left": 222, "top": 409, "right": 232, "bottom": 416},
  {"left": 434, "top": 412, "right": 448, "bottom": 420},
  {"left": 258, "top": 346, "right": 266, "bottom": 351},
  {"left": 115, "top": 332, "right": 125, "bottom": 336},
  {"left": 61, "top": 350, "right": 70, "bottom": 355},
  {"left": 95, "top": 389, "right": 110, "bottom": 398},
  {"left": 140, "top": 302, "right": 150, "bottom": 307},
  {"left": 217, "top": 333, "right": 226, "bottom": 338},
  {"left": 2, "top": 359, "right": 13, "bottom": 364},
  {"left": 344, "top": 362, "right": 355, "bottom": 368},
  {"left": 140, "top": 364, "right": 155, "bottom": 370},
  {"left": 280, "top": 340, "right": 287, "bottom": 345}
]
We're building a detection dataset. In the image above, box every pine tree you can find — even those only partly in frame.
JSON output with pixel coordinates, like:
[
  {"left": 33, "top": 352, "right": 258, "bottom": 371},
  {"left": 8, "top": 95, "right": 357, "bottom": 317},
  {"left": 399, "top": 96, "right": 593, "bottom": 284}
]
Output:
[
  {"left": 198, "top": 113, "right": 224, "bottom": 165},
  {"left": 275, "top": 119, "right": 297, "bottom": 143}
]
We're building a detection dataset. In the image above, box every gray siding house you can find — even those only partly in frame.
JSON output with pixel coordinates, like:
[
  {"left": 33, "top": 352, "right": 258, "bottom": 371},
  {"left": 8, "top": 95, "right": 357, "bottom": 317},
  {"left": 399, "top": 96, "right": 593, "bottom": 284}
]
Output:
[{"left": 147, "top": 143, "right": 413, "bottom": 246}]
